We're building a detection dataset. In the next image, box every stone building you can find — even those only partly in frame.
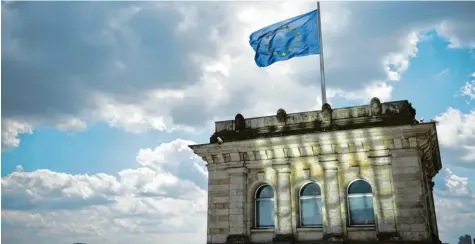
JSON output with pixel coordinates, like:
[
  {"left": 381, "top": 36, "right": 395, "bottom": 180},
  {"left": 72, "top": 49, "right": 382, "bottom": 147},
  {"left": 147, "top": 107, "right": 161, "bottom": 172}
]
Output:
[
  {"left": 458, "top": 235, "right": 473, "bottom": 244},
  {"left": 189, "top": 98, "right": 443, "bottom": 244}
]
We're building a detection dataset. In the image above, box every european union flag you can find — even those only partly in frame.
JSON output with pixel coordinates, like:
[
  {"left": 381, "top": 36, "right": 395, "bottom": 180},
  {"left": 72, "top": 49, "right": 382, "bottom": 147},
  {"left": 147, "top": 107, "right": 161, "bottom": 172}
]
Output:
[{"left": 249, "top": 10, "right": 320, "bottom": 67}]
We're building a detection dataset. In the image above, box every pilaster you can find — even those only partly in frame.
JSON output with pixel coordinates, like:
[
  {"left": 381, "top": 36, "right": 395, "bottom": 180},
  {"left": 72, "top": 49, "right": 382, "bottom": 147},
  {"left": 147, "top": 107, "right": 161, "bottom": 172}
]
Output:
[
  {"left": 321, "top": 160, "right": 344, "bottom": 240},
  {"left": 370, "top": 157, "right": 398, "bottom": 240},
  {"left": 226, "top": 167, "right": 250, "bottom": 244},
  {"left": 271, "top": 164, "right": 295, "bottom": 244}
]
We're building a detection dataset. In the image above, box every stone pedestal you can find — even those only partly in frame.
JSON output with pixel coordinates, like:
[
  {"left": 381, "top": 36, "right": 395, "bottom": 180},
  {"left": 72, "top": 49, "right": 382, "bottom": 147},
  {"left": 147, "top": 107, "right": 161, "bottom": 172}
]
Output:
[{"left": 272, "top": 234, "right": 295, "bottom": 244}]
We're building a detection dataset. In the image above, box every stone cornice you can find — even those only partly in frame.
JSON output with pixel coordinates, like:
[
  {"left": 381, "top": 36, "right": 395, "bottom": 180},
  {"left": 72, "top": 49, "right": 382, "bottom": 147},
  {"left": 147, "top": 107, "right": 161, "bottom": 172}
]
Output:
[
  {"left": 193, "top": 124, "right": 434, "bottom": 158},
  {"left": 192, "top": 123, "right": 440, "bottom": 175},
  {"left": 190, "top": 123, "right": 436, "bottom": 154},
  {"left": 227, "top": 167, "right": 249, "bottom": 174}
]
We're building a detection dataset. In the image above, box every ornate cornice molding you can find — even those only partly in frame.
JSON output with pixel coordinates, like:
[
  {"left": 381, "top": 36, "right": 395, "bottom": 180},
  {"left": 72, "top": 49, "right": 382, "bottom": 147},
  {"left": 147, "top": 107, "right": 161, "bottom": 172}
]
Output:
[{"left": 192, "top": 123, "right": 440, "bottom": 175}]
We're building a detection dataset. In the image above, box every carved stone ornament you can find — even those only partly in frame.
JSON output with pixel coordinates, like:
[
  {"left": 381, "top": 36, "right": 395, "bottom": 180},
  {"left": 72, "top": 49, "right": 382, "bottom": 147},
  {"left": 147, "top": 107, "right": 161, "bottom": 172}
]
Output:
[
  {"left": 276, "top": 108, "right": 287, "bottom": 123},
  {"left": 370, "top": 97, "right": 382, "bottom": 117},
  {"left": 234, "top": 113, "right": 245, "bottom": 131},
  {"left": 321, "top": 103, "right": 332, "bottom": 122},
  {"left": 240, "top": 152, "right": 249, "bottom": 161}
]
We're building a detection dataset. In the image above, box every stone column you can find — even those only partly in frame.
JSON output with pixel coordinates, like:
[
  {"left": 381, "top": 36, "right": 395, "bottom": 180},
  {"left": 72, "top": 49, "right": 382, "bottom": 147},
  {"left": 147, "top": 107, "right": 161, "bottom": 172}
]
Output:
[
  {"left": 226, "top": 167, "right": 249, "bottom": 244},
  {"left": 321, "top": 160, "right": 344, "bottom": 241},
  {"left": 273, "top": 164, "right": 294, "bottom": 244}
]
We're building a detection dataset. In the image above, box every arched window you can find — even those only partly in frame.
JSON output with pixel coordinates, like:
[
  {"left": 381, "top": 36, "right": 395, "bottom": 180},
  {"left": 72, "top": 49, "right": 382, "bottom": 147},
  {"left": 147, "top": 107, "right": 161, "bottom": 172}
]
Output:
[
  {"left": 347, "top": 180, "right": 375, "bottom": 226},
  {"left": 255, "top": 185, "right": 275, "bottom": 228},
  {"left": 299, "top": 183, "right": 323, "bottom": 227}
]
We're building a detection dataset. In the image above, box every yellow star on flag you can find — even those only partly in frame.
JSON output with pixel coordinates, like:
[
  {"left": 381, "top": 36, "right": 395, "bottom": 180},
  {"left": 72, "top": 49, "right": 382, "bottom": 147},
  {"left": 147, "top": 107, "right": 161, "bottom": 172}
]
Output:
[
  {"left": 281, "top": 52, "right": 287, "bottom": 57},
  {"left": 288, "top": 48, "right": 293, "bottom": 52},
  {"left": 295, "top": 42, "right": 300, "bottom": 46}
]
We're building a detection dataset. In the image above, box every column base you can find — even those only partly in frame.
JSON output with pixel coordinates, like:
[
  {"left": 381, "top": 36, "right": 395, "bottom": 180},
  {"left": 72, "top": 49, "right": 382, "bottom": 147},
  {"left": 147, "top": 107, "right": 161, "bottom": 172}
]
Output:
[
  {"left": 272, "top": 234, "right": 295, "bottom": 244},
  {"left": 225, "top": 234, "right": 250, "bottom": 244},
  {"left": 323, "top": 233, "right": 345, "bottom": 242},
  {"left": 377, "top": 232, "right": 400, "bottom": 241}
]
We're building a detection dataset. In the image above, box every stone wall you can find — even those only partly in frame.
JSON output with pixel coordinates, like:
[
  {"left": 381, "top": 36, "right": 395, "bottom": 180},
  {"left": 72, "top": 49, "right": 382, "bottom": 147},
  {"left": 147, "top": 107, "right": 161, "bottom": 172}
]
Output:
[
  {"left": 391, "top": 151, "right": 429, "bottom": 241},
  {"left": 193, "top": 123, "right": 442, "bottom": 244},
  {"left": 208, "top": 169, "right": 230, "bottom": 243}
]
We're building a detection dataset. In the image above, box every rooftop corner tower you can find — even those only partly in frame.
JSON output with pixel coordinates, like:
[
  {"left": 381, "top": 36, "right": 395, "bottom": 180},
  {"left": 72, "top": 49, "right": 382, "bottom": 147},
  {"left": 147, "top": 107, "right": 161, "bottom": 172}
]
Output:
[{"left": 189, "top": 98, "right": 443, "bottom": 244}]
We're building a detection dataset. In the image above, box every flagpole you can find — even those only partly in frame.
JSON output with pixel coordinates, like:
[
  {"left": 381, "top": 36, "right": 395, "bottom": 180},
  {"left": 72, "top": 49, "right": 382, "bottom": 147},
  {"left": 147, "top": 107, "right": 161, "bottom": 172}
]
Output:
[{"left": 317, "top": 1, "right": 327, "bottom": 105}]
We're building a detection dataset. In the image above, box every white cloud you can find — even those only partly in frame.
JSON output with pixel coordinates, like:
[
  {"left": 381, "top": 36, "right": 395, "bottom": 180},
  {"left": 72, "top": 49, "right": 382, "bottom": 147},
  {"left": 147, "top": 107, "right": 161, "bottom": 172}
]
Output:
[
  {"left": 15, "top": 165, "right": 24, "bottom": 172},
  {"left": 1, "top": 139, "right": 207, "bottom": 244},
  {"left": 461, "top": 78, "right": 475, "bottom": 100},
  {"left": 329, "top": 82, "right": 393, "bottom": 103},
  {"left": 435, "top": 168, "right": 475, "bottom": 243},
  {"left": 436, "top": 68, "right": 450, "bottom": 78},
  {"left": 3, "top": 138, "right": 475, "bottom": 244},
  {"left": 1, "top": 119, "right": 33, "bottom": 148},
  {"left": 434, "top": 107, "right": 475, "bottom": 165},
  {"left": 384, "top": 31, "right": 421, "bottom": 81},
  {"left": 436, "top": 19, "right": 475, "bottom": 48},
  {"left": 442, "top": 168, "right": 472, "bottom": 196},
  {"left": 55, "top": 117, "right": 87, "bottom": 132},
  {"left": 4, "top": 2, "right": 475, "bottom": 138}
]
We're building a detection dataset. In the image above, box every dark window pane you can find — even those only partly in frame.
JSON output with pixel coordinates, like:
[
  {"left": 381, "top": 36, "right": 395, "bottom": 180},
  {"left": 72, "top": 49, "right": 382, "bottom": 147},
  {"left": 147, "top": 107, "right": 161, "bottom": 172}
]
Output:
[
  {"left": 301, "top": 198, "right": 323, "bottom": 226},
  {"left": 301, "top": 183, "right": 321, "bottom": 196},
  {"left": 256, "top": 200, "right": 274, "bottom": 227},
  {"left": 257, "top": 185, "right": 274, "bottom": 199},
  {"left": 348, "top": 196, "right": 375, "bottom": 225},
  {"left": 348, "top": 180, "right": 372, "bottom": 194}
]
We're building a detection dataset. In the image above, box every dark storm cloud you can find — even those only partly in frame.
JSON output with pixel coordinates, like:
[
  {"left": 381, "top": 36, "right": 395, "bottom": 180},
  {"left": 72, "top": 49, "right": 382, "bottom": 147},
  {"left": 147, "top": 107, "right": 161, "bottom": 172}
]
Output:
[
  {"left": 2, "top": 1, "right": 475, "bottom": 132},
  {"left": 1, "top": 2, "right": 226, "bottom": 122},
  {"left": 296, "top": 2, "right": 475, "bottom": 90}
]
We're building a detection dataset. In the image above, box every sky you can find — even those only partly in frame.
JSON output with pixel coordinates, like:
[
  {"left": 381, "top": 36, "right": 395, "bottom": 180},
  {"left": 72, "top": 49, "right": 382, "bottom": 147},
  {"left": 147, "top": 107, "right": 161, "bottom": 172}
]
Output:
[{"left": 1, "top": 1, "right": 475, "bottom": 244}]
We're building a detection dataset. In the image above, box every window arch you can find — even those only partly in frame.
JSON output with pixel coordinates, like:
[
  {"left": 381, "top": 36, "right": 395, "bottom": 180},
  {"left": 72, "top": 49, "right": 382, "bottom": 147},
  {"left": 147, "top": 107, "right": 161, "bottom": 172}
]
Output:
[
  {"left": 299, "top": 182, "right": 323, "bottom": 227},
  {"left": 255, "top": 185, "right": 275, "bottom": 228},
  {"left": 347, "top": 180, "right": 375, "bottom": 226}
]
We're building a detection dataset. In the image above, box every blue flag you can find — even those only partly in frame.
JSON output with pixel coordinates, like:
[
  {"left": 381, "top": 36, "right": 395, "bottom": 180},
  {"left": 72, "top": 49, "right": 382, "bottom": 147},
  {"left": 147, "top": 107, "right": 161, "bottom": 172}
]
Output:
[{"left": 249, "top": 10, "right": 320, "bottom": 67}]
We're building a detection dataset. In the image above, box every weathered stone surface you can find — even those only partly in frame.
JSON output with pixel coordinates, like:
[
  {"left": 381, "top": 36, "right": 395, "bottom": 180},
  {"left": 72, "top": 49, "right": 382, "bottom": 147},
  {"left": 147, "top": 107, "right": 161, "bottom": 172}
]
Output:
[
  {"left": 225, "top": 234, "right": 250, "bottom": 244},
  {"left": 190, "top": 100, "right": 442, "bottom": 244},
  {"left": 209, "top": 100, "right": 417, "bottom": 144}
]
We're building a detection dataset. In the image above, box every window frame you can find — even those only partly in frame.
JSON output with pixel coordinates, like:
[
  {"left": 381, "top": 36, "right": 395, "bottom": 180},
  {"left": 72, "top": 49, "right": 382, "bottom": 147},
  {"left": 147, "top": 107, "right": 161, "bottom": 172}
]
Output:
[
  {"left": 346, "top": 179, "right": 376, "bottom": 227},
  {"left": 254, "top": 184, "right": 275, "bottom": 229},
  {"left": 299, "top": 182, "right": 323, "bottom": 228}
]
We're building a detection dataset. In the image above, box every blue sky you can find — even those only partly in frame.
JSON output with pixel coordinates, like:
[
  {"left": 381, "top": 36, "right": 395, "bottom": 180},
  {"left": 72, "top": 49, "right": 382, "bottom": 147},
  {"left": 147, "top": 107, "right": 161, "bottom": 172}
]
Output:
[{"left": 2, "top": 2, "right": 475, "bottom": 244}]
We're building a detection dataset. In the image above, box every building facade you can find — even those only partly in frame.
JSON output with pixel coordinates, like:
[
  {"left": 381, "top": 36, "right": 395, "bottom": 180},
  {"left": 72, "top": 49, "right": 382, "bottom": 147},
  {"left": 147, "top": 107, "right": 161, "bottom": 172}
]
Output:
[
  {"left": 458, "top": 235, "right": 473, "bottom": 244},
  {"left": 190, "top": 98, "right": 442, "bottom": 244}
]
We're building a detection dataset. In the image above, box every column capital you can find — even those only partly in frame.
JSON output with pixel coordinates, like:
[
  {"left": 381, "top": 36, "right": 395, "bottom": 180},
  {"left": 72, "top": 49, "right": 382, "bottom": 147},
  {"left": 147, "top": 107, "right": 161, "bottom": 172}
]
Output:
[
  {"left": 321, "top": 160, "right": 339, "bottom": 170},
  {"left": 272, "top": 164, "right": 291, "bottom": 173},
  {"left": 207, "top": 163, "right": 228, "bottom": 172},
  {"left": 370, "top": 156, "right": 392, "bottom": 166},
  {"left": 226, "top": 167, "right": 249, "bottom": 175}
]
